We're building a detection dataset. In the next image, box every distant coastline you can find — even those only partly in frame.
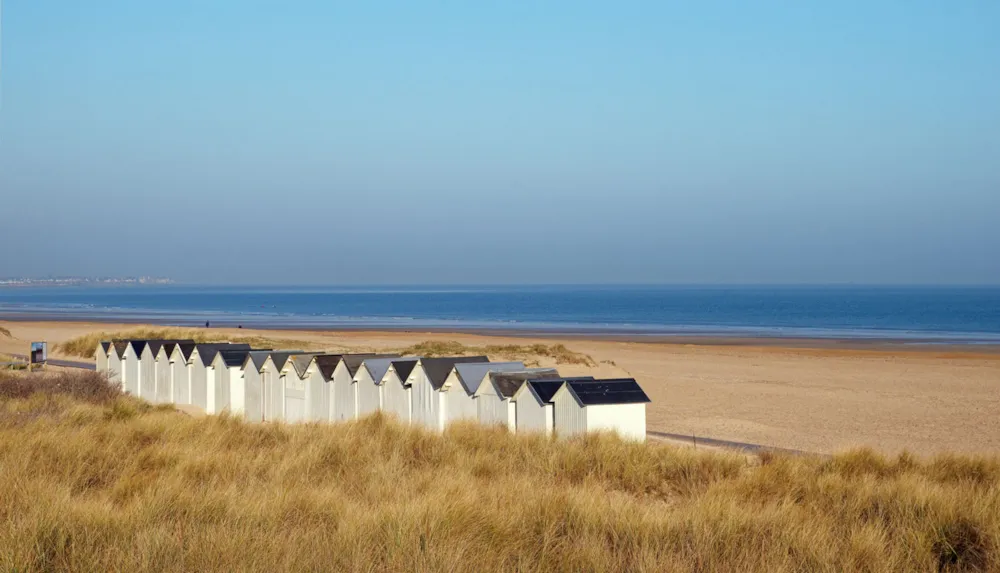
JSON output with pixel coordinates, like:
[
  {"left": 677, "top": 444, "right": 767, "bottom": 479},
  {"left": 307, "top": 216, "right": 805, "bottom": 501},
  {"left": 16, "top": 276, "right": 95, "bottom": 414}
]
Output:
[{"left": 0, "top": 277, "right": 174, "bottom": 288}]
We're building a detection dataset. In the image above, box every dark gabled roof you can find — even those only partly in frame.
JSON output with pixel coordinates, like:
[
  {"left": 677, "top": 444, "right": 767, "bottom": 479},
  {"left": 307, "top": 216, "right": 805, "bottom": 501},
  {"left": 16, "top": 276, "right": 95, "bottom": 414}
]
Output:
[
  {"left": 566, "top": 378, "right": 651, "bottom": 406},
  {"left": 266, "top": 351, "right": 309, "bottom": 372},
  {"left": 390, "top": 359, "right": 419, "bottom": 383},
  {"left": 452, "top": 362, "right": 525, "bottom": 393},
  {"left": 195, "top": 343, "right": 253, "bottom": 366},
  {"left": 360, "top": 357, "right": 402, "bottom": 384},
  {"left": 130, "top": 340, "right": 149, "bottom": 357},
  {"left": 177, "top": 342, "right": 198, "bottom": 361},
  {"left": 218, "top": 348, "right": 263, "bottom": 368},
  {"left": 491, "top": 369, "right": 560, "bottom": 398},
  {"left": 112, "top": 339, "right": 152, "bottom": 358},
  {"left": 420, "top": 356, "right": 489, "bottom": 390},
  {"left": 290, "top": 354, "right": 323, "bottom": 377},
  {"left": 528, "top": 377, "right": 595, "bottom": 403},
  {"left": 161, "top": 341, "right": 184, "bottom": 358},
  {"left": 112, "top": 340, "right": 130, "bottom": 359},
  {"left": 311, "top": 354, "right": 346, "bottom": 381},
  {"left": 100, "top": 341, "right": 111, "bottom": 353},
  {"left": 245, "top": 350, "right": 275, "bottom": 372},
  {"left": 342, "top": 354, "right": 400, "bottom": 378},
  {"left": 148, "top": 339, "right": 196, "bottom": 357}
]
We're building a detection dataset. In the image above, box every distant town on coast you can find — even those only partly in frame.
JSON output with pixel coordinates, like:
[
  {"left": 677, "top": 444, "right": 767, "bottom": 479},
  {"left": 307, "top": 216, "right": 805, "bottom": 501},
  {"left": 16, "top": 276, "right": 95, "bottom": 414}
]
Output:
[{"left": 0, "top": 276, "right": 174, "bottom": 288}]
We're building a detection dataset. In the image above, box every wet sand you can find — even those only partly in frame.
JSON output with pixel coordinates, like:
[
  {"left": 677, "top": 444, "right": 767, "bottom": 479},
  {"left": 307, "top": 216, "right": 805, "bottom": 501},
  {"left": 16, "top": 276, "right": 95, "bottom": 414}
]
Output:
[{"left": 2, "top": 319, "right": 998, "bottom": 455}]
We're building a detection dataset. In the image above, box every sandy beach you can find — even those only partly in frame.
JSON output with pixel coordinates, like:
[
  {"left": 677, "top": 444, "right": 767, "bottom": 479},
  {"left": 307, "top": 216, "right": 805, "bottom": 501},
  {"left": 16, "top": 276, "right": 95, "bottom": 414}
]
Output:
[{"left": 2, "top": 319, "right": 998, "bottom": 455}]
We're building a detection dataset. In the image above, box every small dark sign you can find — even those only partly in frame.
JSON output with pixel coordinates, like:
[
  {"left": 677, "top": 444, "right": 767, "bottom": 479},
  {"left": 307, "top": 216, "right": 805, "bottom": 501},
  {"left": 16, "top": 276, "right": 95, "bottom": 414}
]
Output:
[{"left": 30, "top": 342, "right": 47, "bottom": 364}]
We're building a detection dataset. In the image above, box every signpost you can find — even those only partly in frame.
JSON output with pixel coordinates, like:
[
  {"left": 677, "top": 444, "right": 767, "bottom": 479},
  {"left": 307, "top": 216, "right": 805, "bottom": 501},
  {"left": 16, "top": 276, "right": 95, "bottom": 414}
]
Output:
[{"left": 28, "top": 342, "right": 47, "bottom": 372}]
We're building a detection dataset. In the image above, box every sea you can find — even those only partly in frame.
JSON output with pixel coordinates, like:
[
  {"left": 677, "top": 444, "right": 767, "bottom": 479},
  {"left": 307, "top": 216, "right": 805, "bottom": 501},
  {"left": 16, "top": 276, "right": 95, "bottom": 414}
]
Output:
[{"left": 1, "top": 285, "right": 999, "bottom": 344}]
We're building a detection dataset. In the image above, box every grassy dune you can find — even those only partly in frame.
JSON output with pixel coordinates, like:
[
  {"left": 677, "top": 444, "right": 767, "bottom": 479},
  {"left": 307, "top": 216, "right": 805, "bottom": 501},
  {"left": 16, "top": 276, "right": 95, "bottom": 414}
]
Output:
[
  {"left": 398, "top": 340, "right": 596, "bottom": 366},
  {"left": 55, "top": 327, "right": 319, "bottom": 358},
  {"left": 1, "top": 371, "right": 998, "bottom": 572},
  {"left": 59, "top": 328, "right": 596, "bottom": 368}
]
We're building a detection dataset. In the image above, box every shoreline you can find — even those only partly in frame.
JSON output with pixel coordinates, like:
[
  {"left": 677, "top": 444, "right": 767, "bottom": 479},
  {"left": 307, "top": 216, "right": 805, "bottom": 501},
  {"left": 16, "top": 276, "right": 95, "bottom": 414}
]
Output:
[{"left": 2, "top": 313, "right": 999, "bottom": 353}]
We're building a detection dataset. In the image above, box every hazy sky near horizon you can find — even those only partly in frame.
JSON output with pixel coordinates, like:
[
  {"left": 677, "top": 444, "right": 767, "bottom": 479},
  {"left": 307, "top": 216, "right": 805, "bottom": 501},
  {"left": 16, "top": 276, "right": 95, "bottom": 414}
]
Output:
[{"left": 1, "top": 1, "right": 998, "bottom": 285}]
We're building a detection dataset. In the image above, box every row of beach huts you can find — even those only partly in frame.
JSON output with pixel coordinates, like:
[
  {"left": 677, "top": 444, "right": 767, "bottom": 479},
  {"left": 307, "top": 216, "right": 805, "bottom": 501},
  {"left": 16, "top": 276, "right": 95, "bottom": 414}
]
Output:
[{"left": 95, "top": 339, "right": 650, "bottom": 440}]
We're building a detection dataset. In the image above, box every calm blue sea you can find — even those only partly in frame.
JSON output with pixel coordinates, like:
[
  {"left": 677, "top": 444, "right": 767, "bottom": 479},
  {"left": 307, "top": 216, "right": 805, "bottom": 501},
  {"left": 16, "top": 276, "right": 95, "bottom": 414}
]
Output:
[{"left": 1, "top": 285, "right": 999, "bottom": 342}]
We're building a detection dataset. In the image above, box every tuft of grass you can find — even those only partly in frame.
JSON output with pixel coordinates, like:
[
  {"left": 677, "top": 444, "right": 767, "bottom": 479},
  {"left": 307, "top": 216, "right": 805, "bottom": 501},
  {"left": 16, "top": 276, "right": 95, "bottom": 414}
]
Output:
[
  {"left": 399, "top": 340, "right": 595, "bottom": 366},
  {"left": 1, "top": 379, "right": 998, "bottom": 571},
  {"left": 0, "top": 369, "right": 120, "bottom": 405},
  {"left": 0, "top": 325, "right": 11, "bottom": 338},
  {"left": 56, "top": 327, "right": 318, "bottom": 358}
]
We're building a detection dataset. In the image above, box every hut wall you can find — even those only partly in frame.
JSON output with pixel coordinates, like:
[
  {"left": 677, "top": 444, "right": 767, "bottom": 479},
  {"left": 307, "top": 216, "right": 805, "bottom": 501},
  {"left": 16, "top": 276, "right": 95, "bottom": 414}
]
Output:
[
  {"left": 444, "top": 384, "right": 477, "bottom": 426},
  {"left": 123, "top": 349, "right": 140, "bottom": 395},
  {"left": 584, "top": 403, "right": 647, "bottom": 441},
  {"left": 305, "top": 371, "right": 329, "bottom": 422},
  {"left": 477, "top": 387, "right": 512, "bottom": 429},
  {"left": 243, "top": 367, "right": 263, "bottom": 422},
  {"left": 171, "top": 357, "right": 189, "bottom": 404},
  {"left": 356, "top": 368, "right": 382, "bottom": 418},
  {"left": 382, "top": 373, "right": 410, "bottom": 424},
  {"left": 262, "top": 368, "right": 281, "bottom": 422},
  {"left": 284, "top": 372, "right": 306, "bottom": 424},
  {"left": 553, "top": 389, "right": 587, "bottom": 438},
  {"left": 107, "top": 353, "right": 122, "bottom": 385},
  {"left": 95, "top": 346, "right": 109, "bottom": 373},
  {"left": 410, "top": 368, "right": 444, "bottom": 431},
  {"left": 154, "top": 355, "right": 171, "bottom": 404},
  {"left": 189, "top": 363, "right": 209, "bottom": 411},
  {"left": 332, "top": 367, "right": 355, "bottom": 422},
  {"left": 514, "top": 391, "right": 552, "bottom": 435},
  {"left": 139, "top": 349, "right": 157, "bottom": 401}
]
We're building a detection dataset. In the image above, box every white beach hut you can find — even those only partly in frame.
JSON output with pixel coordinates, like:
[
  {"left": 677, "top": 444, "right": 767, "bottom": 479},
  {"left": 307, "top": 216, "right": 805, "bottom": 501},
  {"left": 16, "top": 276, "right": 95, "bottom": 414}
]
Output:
[
  {"left": 140, "top": 340, "right": 195, "bottom": 403},
  {"left": 381, "top": 359, "right": 419, "bottom": 425},
  {"left": 475, "top": 369, "right": 560, "bottom": 431},
  {"left": 440, "top": 362, "right": 525, "bottom": 427},
  {"left": 331, "top": 354, "right": 399, "bottom": 423},
  {"left": 238, "top": 351, "right": 273, "bottom": 420},
  {"left": 512, "top": 377, "right": 593, "bottom": 436},
  {"left": 121, "top": 340, "right": 150, "bottom": 396},
  {"left": 261, "top": 351, "right": 309, "bottom": 422},
  {"left": 280, "top": 353, "right": 322, "bottom": 424},
  {"left": 354, "top": 357, "right": 400, "bottom": 418},
  {"left": 95, "top": 341, "right": 110, "bottom": 374},
  {"left": 551, "top": 378, "right": 651, "bottom": 441},
  {"left": 208, "top": 348, "right": 258, "bottom": 415},
  {"left": 168, "top": 343, "right": 198, "bottom": 405},
  {"left": 137, "top": 342, "right": 158, "bottom": 401},
  {"left": 137, "top": 341, "right": 159, "bottom": 401},
  {"left": 108, "top": 341, "right": 127, "bottom": 385},
  {"left": 154, "top": 342, "right": 185, "bottom": 404},
  {"left": 299, "top": 354, "right": 343, "bottom": 422},
  {"left": 188, "top": 343, "right": 252, "bottom": 412},
  {"left": 297, "top": 354, "right": 380, "bottom": 423},
  {"left": 408, "top": 356, "right": 489, "bottom": 431},
  {"left": 149, "top": 342, "right": 169, "bottom": 403}
]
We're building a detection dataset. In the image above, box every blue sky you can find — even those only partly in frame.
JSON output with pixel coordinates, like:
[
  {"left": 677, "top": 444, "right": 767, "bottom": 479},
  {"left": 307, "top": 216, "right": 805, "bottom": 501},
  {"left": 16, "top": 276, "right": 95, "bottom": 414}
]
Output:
[{"left": 1, "top": 1, "right": 997, "bottom": 284}]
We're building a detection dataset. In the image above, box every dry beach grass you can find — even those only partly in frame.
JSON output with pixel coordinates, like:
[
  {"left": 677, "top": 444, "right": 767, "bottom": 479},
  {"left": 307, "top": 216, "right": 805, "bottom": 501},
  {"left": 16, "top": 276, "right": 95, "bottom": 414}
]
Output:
[
  {"left": 54, "top": 326, "right": 320, "bottom": 357},
  {"left": 56, "top": 328, "right": 598, "bottom": 367},
  {"left": 2, "top": 370, "right": 1000, "bottom": 572},
  {"left": 3, "top": 320, "right": 999, "bottom": 454}
]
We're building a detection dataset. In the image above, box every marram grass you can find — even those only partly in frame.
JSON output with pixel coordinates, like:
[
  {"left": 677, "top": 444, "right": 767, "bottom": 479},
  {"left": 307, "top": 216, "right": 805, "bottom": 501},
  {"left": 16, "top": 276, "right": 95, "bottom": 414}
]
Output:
[
  {"left": 1, "top": 370, "right": 998, "bottom": 572},
  {"left": 55, "top": 327, "right": 319, "bottom": 358}
]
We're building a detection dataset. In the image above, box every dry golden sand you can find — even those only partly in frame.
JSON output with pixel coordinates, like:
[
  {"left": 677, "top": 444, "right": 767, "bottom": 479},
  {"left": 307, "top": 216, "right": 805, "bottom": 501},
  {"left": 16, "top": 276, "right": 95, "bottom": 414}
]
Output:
[{"left": 2, "top": 320, "right": 998, "bottom": 455}]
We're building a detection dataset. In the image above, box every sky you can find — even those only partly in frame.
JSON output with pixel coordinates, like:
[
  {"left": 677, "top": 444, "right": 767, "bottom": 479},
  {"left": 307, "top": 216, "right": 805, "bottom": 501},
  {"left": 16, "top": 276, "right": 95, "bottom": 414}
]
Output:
[{"left": 0, "top": 1, "right": 998, "bottom": 285}]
